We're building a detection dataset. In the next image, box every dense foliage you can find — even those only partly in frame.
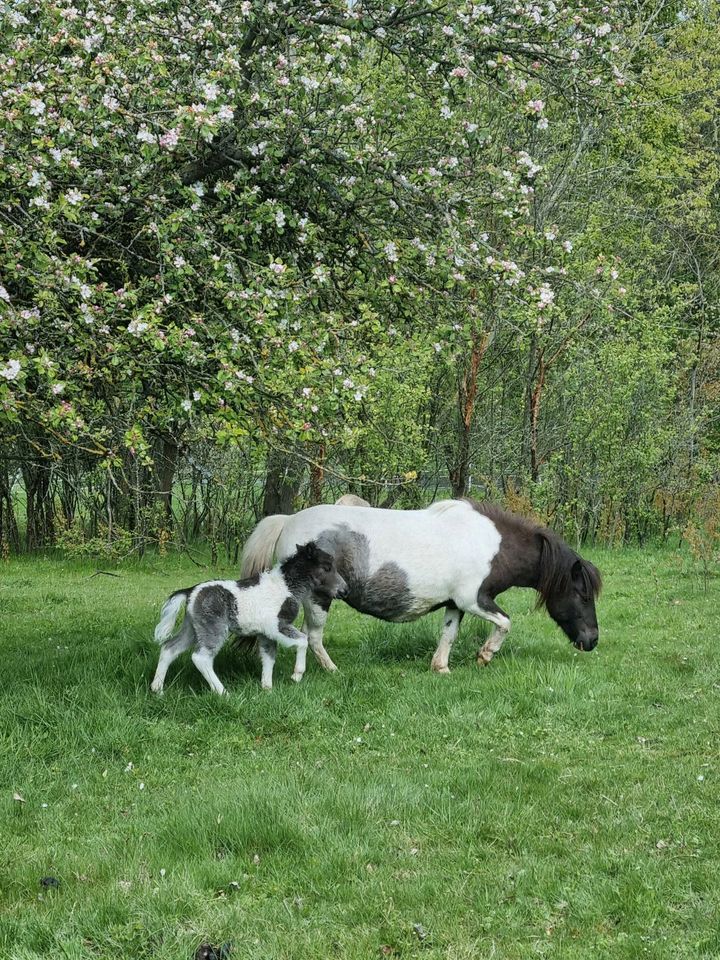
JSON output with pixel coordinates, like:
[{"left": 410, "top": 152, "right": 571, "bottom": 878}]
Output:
[{"left": 1, "top": 0, "right": 718, "bottom": 554}]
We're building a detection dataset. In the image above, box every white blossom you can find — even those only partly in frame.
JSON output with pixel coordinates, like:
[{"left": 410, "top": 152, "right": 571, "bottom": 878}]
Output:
[
  {"left": 0, "top": 359, "right": 21, "bottom": 381},
  {"left": 384, "top": 241, "right": 399, "bottom": 263}
]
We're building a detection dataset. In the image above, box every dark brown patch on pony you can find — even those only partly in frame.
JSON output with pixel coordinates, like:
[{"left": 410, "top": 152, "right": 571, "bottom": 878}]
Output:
[{"left": 465, "top": 498, "right": 602, "bottom": 608}]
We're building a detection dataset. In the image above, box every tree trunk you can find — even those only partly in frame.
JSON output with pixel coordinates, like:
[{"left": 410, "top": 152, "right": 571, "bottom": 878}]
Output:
[
  {"left": 309, "top": 444, "right": 325, "bottom": 505},
  {"left": 0, "top": 469, "right": 20, "bottom": 554},
  {"left": 262, "top": 448, "right": 305, "bottom": 516},
  {"left": 446, "top": 329, "right": 489, "bottom": 498},
  {"left": 529, "top": 355, "right": 546, "bottom": 483},
  {"left": 22, "top": 464, "right": 55, "bottom": 550},
  {"left": 157, "top": 439, "right": 180, "bottom": 526}
]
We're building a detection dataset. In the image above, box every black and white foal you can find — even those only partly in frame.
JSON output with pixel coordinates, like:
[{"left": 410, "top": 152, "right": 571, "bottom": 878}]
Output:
[{"left": 151, "top": 541, "right": 346, "bottom": 694}]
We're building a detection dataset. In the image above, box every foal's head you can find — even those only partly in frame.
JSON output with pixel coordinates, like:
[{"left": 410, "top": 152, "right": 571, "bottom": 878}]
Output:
[
  {"left": 537, "top": 534, "right": 602, "bottom": 651},
  {"left": 284, "top": 540, "right": 348, "bottom": 600}
]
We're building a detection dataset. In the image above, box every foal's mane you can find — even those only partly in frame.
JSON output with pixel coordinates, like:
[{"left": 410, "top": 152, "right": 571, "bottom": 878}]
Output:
[{"left": 464, "top": 499, "right": 602, "bottom": 606}]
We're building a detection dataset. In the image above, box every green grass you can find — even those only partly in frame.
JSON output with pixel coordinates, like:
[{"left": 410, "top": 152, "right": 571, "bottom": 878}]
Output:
[{"left": 1, "top": 548, "right": 719, "bottom": 959}]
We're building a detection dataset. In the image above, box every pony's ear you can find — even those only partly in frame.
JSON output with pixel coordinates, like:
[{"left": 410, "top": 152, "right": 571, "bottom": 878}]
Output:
[{"left": 572, "top": 559, "right": 602, "bottom": 599}]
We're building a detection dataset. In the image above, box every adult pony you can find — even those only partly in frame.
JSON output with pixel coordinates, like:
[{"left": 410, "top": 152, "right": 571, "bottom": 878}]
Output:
[{"left": 241, "top": 499, "right": 602, "bottom": 675}]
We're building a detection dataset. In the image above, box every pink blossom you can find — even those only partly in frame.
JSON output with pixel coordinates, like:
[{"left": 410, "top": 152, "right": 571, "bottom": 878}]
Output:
[{"left": 159, "top": 128, "right": 179, "bottom": 150}]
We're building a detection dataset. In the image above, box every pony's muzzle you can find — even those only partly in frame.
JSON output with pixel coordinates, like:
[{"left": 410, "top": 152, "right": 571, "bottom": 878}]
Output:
[
  {"left": 335, "top": 575, "right": 349, "bottom": 599},
  {"left": 574, "top": 630, "right": 598, "bottom": 652}
]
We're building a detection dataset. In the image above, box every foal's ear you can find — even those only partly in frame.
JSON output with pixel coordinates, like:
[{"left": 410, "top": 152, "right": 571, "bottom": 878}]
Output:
[{"left": 297, "top": 541, "right": 318, "bottom": 561}]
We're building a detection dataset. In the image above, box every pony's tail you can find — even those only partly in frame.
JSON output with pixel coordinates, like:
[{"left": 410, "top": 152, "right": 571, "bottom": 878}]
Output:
[
  {"left": 241, "top": 514, "right": 288, "bottom": 577},
  {"left": 154, "top": 590, "right": 189, "bottom": 643}
]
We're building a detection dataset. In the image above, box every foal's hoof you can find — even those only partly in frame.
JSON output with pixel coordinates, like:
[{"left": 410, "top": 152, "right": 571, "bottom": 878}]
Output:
[
  {"left": 477, "top": 652, "right": 492, "bottom": 667},
  {"left": 431, "top": 664, "right": 451, "bottom": 675},
  {"left": 291, "top": 672, "right": 304, "bottom": 683},
  {"left": 150, "top": 682, "right": 164, "bottom": 695}
]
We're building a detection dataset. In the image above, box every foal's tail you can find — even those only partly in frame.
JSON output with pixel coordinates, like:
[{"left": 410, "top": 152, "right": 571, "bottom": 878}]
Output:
[
  {"left": 241, "top": 514, "right": 288, "bottom": 577},
  {"left": 154, "top": 589, "right": 189, "bottom": 643}
]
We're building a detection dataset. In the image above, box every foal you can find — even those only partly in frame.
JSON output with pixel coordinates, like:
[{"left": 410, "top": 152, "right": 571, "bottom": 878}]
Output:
[{"left": 151, "top": 541, "right": 346, "bottom": 694}]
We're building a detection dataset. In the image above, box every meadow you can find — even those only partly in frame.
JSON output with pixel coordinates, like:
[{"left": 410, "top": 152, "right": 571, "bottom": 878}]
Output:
[{"left": 1, "top": 547, "right": 719, "bottom": 959}]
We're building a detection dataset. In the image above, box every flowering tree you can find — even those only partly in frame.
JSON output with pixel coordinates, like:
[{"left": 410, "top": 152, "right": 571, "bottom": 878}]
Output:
[{"left": 1, "top": 0, "right": 622, "bottom": 544}]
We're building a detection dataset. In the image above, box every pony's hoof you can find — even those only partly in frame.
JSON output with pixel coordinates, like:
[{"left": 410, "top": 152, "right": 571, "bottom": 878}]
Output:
[
  {"left": 477, "top": 653, "right": 492, "bottom": 667},
  {"left": 291, "top": 672, "right": 304, "bottom": 683},
  {"left": 261, "top": 683, "right": 273, "bottom": 692},
  {"left": 150, "top": 682, "right": 164, "bottom": 695},
  {"left": 431, "top": 664, "right": 450, "bottom": 674}
]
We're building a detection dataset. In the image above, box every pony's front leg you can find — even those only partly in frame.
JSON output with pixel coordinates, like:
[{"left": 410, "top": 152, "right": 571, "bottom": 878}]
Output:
[
  {"left": 302, "top": 598, "right": 338, "bottom": 672},
  {"left": 430, "top": 607, "right": 464, "bottom": 674},
  {"left": 467, "top": 595, "right": 511, "bottom": 666}
]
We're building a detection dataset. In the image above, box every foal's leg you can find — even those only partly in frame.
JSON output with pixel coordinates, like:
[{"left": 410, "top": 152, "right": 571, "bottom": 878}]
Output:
[
  {"left": 191, "top": 622, "right": 229, "bottom": 695},
  {"left": 280, "top": 625, "right": 309, "bottom": 683},
  {"left": 261, "top": 625, "right": 308, "bottom": 685},
  {"left": 300, "top": 598, "right": 337, "bottom": 672},
  {"left": 430, "top": 607, "right": 464, "bottom": 674},
  {"left": 151, "top": 620, "right": 194, "bottom": 694},
  {"left": 258, "top": 637, "right": 277, "bottom": 690}
]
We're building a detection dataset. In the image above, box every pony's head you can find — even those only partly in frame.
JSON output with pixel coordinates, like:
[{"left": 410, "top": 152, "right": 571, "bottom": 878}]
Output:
[{"left": 536, "top": 534, "right": 602, "bottom": 651}]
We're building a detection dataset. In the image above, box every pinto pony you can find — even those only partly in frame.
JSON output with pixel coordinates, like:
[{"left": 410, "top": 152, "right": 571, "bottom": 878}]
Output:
[{"left": 241, "top": 499, "right": 601, "bottom": 675}]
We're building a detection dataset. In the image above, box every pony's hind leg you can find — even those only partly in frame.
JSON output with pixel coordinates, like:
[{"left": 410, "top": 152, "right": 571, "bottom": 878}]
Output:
[
  {"left": 430, "top": 607, "right": 464, "bottom": 674},
  {"left": 301, "top": 598, "right": 337, "bottom": 673},
  {"left": 151, "top": 620, "right": 195, "bottom": 694}
]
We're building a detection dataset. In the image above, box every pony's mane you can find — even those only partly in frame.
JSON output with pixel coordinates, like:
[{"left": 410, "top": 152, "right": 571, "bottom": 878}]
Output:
[
  {"left": 535, "top": 530, "right": 602, "bottom": 608},
  {"left": 464, "top": 498, "right": 602, "bottom": 606}
]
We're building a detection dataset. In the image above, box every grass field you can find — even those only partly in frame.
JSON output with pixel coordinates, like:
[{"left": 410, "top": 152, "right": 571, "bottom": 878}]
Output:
[{"left": 1, "top": 547, "right": 719, "bottom": 959}]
